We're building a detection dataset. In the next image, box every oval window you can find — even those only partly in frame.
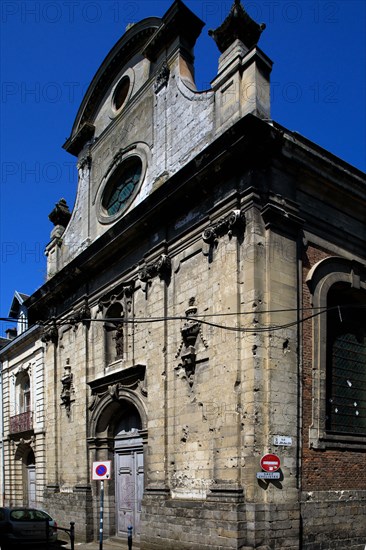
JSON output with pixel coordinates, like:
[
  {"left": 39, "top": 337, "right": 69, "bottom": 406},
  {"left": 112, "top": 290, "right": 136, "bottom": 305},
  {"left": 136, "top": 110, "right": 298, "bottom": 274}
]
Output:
[
  {"left": 113, "top": 76, "right": 130, "bottom": 111},
  {"left": 102, "top": 156, "right": 142, "bottom": 216}
]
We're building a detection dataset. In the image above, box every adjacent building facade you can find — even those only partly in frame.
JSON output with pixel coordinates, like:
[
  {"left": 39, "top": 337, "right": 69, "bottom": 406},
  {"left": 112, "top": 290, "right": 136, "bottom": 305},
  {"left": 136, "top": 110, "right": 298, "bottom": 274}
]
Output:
[
  {"left": 2, "top": 1, "right": 365, "bottom": 548},
  {"left": 0, "top": 293, "right": 46, "bottom": 509}
]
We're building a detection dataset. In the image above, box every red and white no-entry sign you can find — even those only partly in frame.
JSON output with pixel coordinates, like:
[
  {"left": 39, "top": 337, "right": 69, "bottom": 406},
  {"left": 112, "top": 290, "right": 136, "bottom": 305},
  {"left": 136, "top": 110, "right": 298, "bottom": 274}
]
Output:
[{"left": 260, "top": 453, "right": 281, "bottom": 472}]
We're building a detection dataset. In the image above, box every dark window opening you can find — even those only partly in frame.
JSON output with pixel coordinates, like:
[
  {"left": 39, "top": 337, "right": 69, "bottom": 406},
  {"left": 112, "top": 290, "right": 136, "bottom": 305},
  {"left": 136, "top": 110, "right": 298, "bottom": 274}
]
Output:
[
  {"left": 114, "top": 403, "right": 142, "bottom": 436},
  {"left": 113, "top": 76, "right": 130, "bottom": 111},
  {"left": 326, "top": 284, "right": 366, "bottom": 435}
]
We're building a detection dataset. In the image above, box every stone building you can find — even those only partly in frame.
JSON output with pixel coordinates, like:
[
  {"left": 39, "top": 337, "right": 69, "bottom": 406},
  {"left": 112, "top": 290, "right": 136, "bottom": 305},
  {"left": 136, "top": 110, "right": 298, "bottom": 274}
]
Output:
[
  {"left": 0, "top": 293, "right": 46, "bottom": 509},
  {"left": 13, "top": 0, "right": 366, "bottom": 548}
]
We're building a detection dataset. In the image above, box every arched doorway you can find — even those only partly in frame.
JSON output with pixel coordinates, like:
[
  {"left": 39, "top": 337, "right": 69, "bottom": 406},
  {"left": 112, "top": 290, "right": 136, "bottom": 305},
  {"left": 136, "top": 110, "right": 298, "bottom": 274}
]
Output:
[
  {"left": 114, "top": 402, "right": 144, "bottom": 538},
  {"left": 14, "top": 443, "right": 36, "bottom": 507},
  {"left": 88, "top": 376, "right": 147, "bottom": 542},
  {"left": 26, "top": 449, "right": 36, "bottom": 508}
]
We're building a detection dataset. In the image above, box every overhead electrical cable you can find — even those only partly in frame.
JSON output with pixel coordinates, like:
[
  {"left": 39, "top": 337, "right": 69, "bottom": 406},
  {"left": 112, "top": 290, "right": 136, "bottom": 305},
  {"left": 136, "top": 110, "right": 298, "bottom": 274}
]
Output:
[{"left": 29, "top": 304, "right": 365, "bottom": 335}]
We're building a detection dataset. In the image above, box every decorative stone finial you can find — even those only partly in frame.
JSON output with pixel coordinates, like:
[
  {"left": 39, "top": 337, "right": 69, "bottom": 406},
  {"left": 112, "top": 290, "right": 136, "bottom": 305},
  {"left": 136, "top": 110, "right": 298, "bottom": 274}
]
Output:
[
  {"left": 48, "top": 198, "right": 71, "bottom": 228},
  {"left": 208, "top": 0, "right": 266, "bottom": 53}
]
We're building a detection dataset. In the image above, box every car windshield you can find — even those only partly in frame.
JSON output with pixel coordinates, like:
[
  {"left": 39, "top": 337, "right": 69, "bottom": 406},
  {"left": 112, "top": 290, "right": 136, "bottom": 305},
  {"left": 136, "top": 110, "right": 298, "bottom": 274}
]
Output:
[{"left": 10, "top": 509, "right": 50, "bottom": 521}]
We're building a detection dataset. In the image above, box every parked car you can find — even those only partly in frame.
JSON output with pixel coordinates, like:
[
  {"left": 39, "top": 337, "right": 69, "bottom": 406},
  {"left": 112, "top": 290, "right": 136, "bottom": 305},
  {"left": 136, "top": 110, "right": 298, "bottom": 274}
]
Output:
[{"left": 0, "top": 507, "right": 57, "bottom": 548}]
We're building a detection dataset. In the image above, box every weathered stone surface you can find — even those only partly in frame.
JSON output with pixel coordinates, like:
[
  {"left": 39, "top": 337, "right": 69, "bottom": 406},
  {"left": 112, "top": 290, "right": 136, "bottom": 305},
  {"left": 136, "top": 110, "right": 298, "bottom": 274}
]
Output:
[{"left": 2, "top": 2, "right": 365, "bottom": 550}]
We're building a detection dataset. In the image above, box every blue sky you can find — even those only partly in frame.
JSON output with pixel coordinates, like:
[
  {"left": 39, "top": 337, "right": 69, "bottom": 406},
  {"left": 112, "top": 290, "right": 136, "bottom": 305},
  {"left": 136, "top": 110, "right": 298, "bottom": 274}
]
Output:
[{"left": 1, "top": 0, "right": 365, "bottom": 335}]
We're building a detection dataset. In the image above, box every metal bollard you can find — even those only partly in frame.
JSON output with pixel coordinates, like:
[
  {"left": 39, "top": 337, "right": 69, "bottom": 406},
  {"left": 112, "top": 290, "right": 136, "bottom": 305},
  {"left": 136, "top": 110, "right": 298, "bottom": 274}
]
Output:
[
  {"left": 50, "top": 520, "right": 75, "bottom": 550},
  {"left": 127, "top": 525, "right": 133, "bottom": 550},
  {"left": 70, "top": 521, "right": 75, "bottom": 550}
]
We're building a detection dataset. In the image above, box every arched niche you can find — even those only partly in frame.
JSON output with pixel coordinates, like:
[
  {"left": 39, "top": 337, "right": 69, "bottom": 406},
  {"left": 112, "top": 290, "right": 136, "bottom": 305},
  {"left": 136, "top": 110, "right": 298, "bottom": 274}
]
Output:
[{"left": 89, "top": 387, "right": 147, "bottom": 441}]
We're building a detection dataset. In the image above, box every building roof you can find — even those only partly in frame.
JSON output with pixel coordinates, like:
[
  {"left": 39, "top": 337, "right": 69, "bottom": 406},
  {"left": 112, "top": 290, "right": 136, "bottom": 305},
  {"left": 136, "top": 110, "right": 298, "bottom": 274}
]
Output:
[{"left": 9, "top": 291, "right": 30, "bottom": 319}]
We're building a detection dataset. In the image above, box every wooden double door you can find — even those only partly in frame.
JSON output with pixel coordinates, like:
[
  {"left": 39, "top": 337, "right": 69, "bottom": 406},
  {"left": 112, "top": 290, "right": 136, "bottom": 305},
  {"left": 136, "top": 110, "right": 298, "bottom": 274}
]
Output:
[{"left": 115, "top": 436, "right": 144, "bottom": 538}]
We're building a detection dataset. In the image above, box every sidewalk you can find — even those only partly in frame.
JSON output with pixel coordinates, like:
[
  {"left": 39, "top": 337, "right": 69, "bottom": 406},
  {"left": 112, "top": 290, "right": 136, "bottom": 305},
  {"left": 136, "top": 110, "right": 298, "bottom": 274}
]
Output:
[{"left": 57, "top": 536, "right": 138, "bottom": 550}]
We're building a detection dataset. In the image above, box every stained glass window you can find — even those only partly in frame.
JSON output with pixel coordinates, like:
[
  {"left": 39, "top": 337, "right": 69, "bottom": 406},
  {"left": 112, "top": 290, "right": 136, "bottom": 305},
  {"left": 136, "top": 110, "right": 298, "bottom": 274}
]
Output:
[{"left": 103, "top": 157, "right": 142, "bottom": 216}]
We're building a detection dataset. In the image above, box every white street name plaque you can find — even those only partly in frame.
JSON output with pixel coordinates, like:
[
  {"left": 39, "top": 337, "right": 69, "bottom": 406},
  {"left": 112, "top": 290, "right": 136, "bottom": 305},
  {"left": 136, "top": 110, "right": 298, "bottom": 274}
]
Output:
[
  {"left": 256, "top": 471, "right": 281, "bottom": 480},
  {"left": 273, "top": 435, "right": 292, "bottom": 446}
]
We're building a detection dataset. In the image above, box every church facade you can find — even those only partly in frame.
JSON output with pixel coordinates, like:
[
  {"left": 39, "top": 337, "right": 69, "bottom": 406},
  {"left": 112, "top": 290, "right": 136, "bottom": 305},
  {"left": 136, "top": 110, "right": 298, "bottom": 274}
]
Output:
[{"left": 5, "top": 1, "right": 365, "bottom": 549}]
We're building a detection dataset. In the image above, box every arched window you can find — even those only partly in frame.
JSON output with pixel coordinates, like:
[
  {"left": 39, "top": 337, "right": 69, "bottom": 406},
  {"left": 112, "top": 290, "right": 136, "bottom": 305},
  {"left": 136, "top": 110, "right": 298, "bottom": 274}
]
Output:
[
  {"left": 326, "top": 284, "right": 366, "bottom": 435},
  {"left": 16, "top": 371, "right": 31, "bottom": 414},
  {"left": 101, "top": 156, "right": 143, "bottom": 217},
  {"left": 306, "top": 257, "right": 366, "bottom": 449}
]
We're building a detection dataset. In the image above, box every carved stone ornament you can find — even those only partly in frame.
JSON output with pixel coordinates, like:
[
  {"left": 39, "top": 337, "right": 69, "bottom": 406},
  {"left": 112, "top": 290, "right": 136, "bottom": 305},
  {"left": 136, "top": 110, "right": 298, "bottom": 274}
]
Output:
[
  {"left": 70, "top": 302, "right": 91, "bottom": 328},
  {"left": 98, "top": 282, "right": 134, "bottom": 313},
  {"left": 113, "top": 324, "right": 124, "bottom": 358},
  {"left": 154, "top": 63, "right": 170, "bottom": 93},
  {"left": 15, "top": 362, "right": 31, "bottom": 376},
  {"left": 202, "top": 209, "right": 245, "bottom": 244},
  {"left": 48, "top": 198, "right": 72, "bottom": 228},
  {"left": 60, "top": 360, "right": 74, "bottom": 417},
  {"left": 41, "top": 322, "right": 58, "bottom": 344},
  {"left": 88, "top": 369, "right": 147, "bottom": 411},
  {"left": 176, "top": 299, "right": 208, "bottom": 387},
  {"left": 16, "top": 436, "right": 35, "bottom": 450},
  {"left": 99, "top": 285, "right": 134, "bottom": 365},
  {"left": 88, "top": 393, "right": 100, "bottom": 412},
  {"left": 208, "top": 0, "right": 266, "bottom": 53},
  {"left": 139, "top": 254, "right": 171, "bottom": 283},
  {"left": 137, "top": 379, "right": 148, "bottom": 397},
  {"left": 108, "top": 383, "right": 120, "bottom": 399},
  {"left": 77, "top": 154, "right": 92, "bottom": 171}
]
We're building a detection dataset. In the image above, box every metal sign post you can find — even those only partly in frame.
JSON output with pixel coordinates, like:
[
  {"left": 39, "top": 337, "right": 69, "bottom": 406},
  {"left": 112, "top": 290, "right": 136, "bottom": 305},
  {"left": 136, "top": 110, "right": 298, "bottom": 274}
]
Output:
[
  {"left": 92, "top": 461, "right": 112, "bottom": 550},
  {"left": 99, "top": 479, "right": 104, "bottom": 550},
  {"left": 128, "top": 524, "right": 133, "bottom": 550}
]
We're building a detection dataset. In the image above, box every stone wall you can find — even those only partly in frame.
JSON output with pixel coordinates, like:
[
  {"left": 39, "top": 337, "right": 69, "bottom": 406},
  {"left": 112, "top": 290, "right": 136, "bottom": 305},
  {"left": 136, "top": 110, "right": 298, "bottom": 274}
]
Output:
[
  {"left": 44, "top": 485, "right": 94, "bottom": 543},
  {"left": 142, "top": 497, "right": 302, "bottom": 550},
  {"left": 141, "top": 494, "right": 246, "bottom": 550},
  {"left": 301, "top": 491, "right": 366, "bottom": 550}
]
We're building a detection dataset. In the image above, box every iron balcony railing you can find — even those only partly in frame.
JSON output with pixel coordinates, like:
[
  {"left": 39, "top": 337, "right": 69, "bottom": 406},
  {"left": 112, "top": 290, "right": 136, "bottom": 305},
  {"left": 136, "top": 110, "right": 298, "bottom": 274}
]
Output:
[{"left": 9, "top": 411, "right": 33, "bottom": 434}]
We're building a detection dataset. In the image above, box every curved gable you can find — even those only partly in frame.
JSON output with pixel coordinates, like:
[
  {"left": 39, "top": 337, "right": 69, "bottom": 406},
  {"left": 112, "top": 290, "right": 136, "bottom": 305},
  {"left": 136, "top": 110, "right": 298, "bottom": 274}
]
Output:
[{"left": 63, "top": 17, "right": 161, "bottom": 156}]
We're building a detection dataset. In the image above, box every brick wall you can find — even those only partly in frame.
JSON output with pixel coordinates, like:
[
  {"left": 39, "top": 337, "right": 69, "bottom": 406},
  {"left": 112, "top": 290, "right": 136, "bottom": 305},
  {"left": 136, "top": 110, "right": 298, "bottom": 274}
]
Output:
[
  {"left": 302, "top": 243, "right": 366, "bottom": 490},
  {"left": 301, "top": 243, "right": 366, "bottom": 549}
]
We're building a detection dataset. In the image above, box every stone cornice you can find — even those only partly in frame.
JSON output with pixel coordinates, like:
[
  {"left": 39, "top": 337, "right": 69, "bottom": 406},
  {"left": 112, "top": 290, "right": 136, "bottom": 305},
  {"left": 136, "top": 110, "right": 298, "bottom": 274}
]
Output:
[
  {"left": 0, "top": 325, "right": 42, "bottom": 359},
  {"left": 261, "top": 198, "right": 304, "bottom": 238},
  {"left": 26, "top": 114, "right": 364, "bottom": 321},
  {"left": 87, "top": 363, "right": 146, "bottom": 393},
  {"left": 63, "top": 122, "right": 95, "bottom": 157}
]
